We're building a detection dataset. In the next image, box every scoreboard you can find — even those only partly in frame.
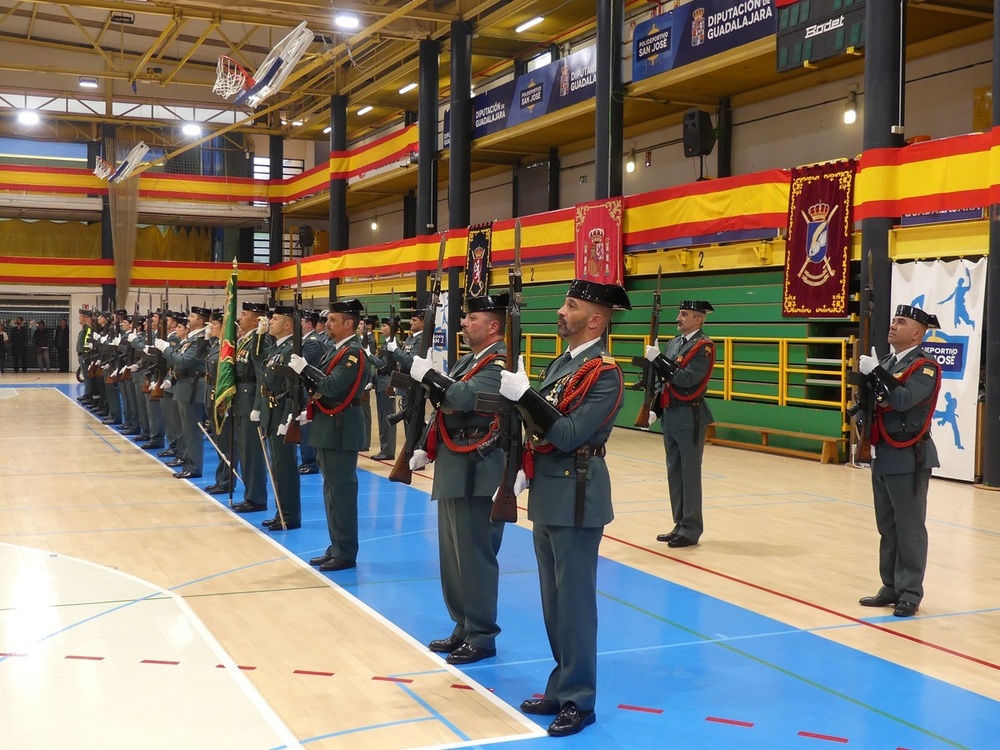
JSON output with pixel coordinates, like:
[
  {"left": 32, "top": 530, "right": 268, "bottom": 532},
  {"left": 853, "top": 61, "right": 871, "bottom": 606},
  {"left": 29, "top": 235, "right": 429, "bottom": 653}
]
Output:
[{"left": 776, "top": 0, "right": 866, "bottom": 72}]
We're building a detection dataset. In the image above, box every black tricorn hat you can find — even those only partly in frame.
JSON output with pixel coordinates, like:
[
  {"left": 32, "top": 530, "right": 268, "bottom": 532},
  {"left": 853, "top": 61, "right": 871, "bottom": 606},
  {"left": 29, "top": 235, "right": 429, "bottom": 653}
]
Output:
[
  {"left": 242, "top": 301, "right": 268, "bottom": 313},
  {"left": 365, "top": 314, "right": 380, "bottom": 325},
  {"left": 190, "top": 306, "right": 212, "bottom": 318},
  {"left": 133, "top": 314, "right": 146, "bottom": 326},
  {"left": 566, "top": 279, "right": 632, "bottom": 310},
  {"left": 895, "top": 304, "right": 940, "bottom": 329},
  {"left": 169, "top": 310, "right": 188, "bottom": 323},
  {"left": 330, "top": 298, "right": 364, "bottom": 314},
  {"left": 115, "top": 308, "right": 128, "bottom": 316},
  {"left": 272, "top": 304, "right": 296, "bottom": 316},
  {"left": 410, "top": 308, "right": 426, "bottom": 318},
  {"left": 679, "top": 300, "right": 714, "bottom": 313},
  {"left": 303, "top": 308, "right": 320, "bottom": 324},
  {"left": 465, "top": 292, "right": 509, "bottom": 313},
  {"left": 210, "top": 309, "right": 224, "bottom": 321},
  {"left": 78, "top": 307, "right": 93, "bottom": 317}
]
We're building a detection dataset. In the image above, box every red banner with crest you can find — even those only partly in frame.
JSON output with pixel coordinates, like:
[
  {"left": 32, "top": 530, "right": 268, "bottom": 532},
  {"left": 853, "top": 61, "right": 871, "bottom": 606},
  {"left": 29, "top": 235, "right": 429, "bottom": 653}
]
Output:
[
  {"left": 782, "top": 160, "right": 855, "bottom": 317},
  {"left": 464, "top": 222, "right": 493, "bottom": 301},
  {"left": 574, "top": 197, "right": 624, "bottom": 284}
]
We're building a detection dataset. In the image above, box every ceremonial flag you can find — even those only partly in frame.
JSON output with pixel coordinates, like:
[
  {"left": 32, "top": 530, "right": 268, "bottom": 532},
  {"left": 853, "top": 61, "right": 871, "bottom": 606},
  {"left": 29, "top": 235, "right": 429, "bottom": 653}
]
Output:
[
  {"left": 465, "top": 222, "right": 493, "bottom": 300},
  {"left": 574, "top": 197, "right": 624, "bottom": 285},
  {"left": 214, "top": 261, "right": 238, "bottom": 433}
]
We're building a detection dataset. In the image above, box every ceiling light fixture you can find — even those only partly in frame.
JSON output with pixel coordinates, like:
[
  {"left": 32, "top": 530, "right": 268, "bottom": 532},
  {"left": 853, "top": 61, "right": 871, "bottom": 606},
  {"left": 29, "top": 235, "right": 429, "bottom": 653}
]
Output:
[
  {"left": 18, "top": 110, "right": 40, "bottom": 126},
  {"left": 323, "top": 126, "right": 332, "bottom": 134},
  {"left": 79, "top": 76, "right": 99, "bottom": 89},
  {"left": 334, "top": 12, "right": 360, "bottom": 30},
  {"left": 843, "top": 90, "right": 858, "bottom": 125},
  {"left": 371, "top": 216, "right": 378, "bottom": 232},
  {"left": 292, "top": 120, "right": 303, "bottom": 126},
  {"left": 515, "top": 17, "right": 544, "bottom": 34},
  {"left": 398, "top": 82, "right": 417, "bottom": 95},
  {"left": 625, "top": 147, "right": 636, "bottom": 174},
  {"left": 182, "top": 123, "right": 201, "bottom": 137},
  {"left": 357, "top": 105, "right": 373, "bottom": 116}
]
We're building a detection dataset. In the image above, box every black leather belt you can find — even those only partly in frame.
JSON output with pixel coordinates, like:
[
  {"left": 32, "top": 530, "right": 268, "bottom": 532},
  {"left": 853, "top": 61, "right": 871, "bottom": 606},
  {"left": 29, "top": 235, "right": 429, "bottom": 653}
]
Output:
[{"left": 451, "top": 426, "right": 490, "bottom": 440}]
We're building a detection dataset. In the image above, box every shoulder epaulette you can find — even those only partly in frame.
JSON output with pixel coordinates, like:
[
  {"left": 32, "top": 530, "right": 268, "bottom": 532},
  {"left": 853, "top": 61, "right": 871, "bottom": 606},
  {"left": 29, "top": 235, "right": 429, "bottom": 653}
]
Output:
[{"left": 601, "top": 354, "right": 616, "bottom": 365}]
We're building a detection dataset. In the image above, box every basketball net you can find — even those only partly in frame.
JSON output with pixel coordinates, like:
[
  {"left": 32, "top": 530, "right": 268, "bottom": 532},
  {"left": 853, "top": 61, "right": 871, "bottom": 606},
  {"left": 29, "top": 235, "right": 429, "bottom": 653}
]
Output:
[{"left": 214, "top": 56, "right": 252, "bottom": 98}]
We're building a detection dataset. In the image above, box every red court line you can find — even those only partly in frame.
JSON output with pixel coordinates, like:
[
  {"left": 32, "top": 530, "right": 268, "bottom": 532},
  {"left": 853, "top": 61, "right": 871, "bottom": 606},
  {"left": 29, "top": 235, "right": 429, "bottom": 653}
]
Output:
[
  {"left": 372, "top": 676, "right": 413, "bottom": 683},
  {"left": 140, "top": 659, "right": 179, "bottom": 665},
  {"left": 706, "top": 716, "right": 754, "bottom": 727},
  {"left": 604, "top": 534, "right": 1000, "bottom": 672},
  {"left": 0, "top": 652, "right": 28, "bottom": 657},
  {"left": 293, "top": 669, "right": 335, "bottom": 677},
  {"left": 451, "top": 683, "right": 474, "bottom": 690},
  {"left": 65, "top": 655, "right": 104, "bottom": 661},
  {"left": 618, "top": 704, "right": 664, "bottom": 714},
  {"left": 215, "top": 664, "right": 256, "bottom": 670},
  {"left": 798, "top": 730, "right": 849, "bottom": 743}
]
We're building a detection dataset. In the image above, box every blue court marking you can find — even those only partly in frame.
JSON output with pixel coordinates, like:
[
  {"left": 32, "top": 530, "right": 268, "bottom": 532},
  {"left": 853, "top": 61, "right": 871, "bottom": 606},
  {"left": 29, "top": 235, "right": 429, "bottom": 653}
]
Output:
[
  {"left": 276, "top": 715, "right": 437, "bottom": 748},
  {"left": 44, "top": 383, "right": 1000, "bottom": 748},
  {"left": 84, "top": 422, "right": 121, "bottom": 453}
]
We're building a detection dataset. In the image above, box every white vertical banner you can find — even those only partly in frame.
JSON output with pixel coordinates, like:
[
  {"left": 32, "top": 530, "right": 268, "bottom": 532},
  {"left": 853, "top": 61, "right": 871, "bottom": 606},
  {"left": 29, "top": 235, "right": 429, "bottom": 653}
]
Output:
[
  {"left": 429, "top": 290, "right": 450, "bottom": 375},
  {"left": 891, "top": 259, "right": 986, "bottom": 480}
]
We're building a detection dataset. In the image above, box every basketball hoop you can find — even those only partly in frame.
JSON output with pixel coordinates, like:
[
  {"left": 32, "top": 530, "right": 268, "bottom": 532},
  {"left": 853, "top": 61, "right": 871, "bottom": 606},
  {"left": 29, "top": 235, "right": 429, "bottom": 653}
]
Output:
[
  {"left": 93, "top": 156, "right": 114, "bottom": 180},
  {"left": 214, "top": 56, "right": 253, "bottom": 99}
]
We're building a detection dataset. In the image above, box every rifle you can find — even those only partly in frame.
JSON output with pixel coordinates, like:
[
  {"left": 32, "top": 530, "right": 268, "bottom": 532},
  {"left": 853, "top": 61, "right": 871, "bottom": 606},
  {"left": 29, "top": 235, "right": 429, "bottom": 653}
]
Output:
[
  {"left": 490, "top": 218, "right": 524, "bottom": 522},
  {"left": 284, "top": 260, "right": 304, "bottom": 445},
  {"left": 632, "top": 266, "right": 662, "bottom": 428},
  {"left": 848, "top": 249, "right": 875, "bottom": 464},
  {"left": 389, "top": 233, "right": 447, "bottom": 484},
  {"left": 150, "top": 283, "right": 169, "bottom": 401}
]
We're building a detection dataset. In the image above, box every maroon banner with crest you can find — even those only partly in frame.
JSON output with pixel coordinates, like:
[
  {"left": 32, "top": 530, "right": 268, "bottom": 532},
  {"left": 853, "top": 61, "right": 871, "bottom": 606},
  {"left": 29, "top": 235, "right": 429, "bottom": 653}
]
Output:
[
  {"left": 574, "top": 197, "right": 624, "bottom": 284},
  {"left": 465, "top": 222, "right": 492, "bottom": 300},
  {"left": 782, "top": 160, "right": 855, "bottom": 317}
]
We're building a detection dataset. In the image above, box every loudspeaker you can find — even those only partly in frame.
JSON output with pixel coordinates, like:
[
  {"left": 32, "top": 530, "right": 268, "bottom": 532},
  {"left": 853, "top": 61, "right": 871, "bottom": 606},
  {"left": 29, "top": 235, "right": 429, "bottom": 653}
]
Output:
[
  {"left": 683, "top": 109, "right": 716, "bottom": 158},
  {"left": 298, "top": 225, "right": 314, "bottom": 249}
]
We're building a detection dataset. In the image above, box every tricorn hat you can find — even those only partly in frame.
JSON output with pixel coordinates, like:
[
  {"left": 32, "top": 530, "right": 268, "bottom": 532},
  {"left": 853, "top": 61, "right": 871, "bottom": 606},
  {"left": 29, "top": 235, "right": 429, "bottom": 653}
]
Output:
[
  {"left": 566, "top": 279, "right": 632, "bottom": 310},
  {"left": 209, "top": 308, "right": 224, "bottom": 322},
  {"left": 190, "top": 306, "right": 212, "bottom": 318},
  {"left": 895, "top": 304, "right": 940, "bottom": 329},
  {"left": 465, "top": 292, "right": 510, "bottom": 313},
  {"left": 242, "top": 301, "right": 268, "bottom": 313},
  {"left": 679, "top": 300, "right": 714, "bottom": 313},
  {"left": 330, "top": 298, "right": 364, "bottom": 314},
  {"left": 78, "top": 307, "right": 93, "bottom": 317},
  {"left": 272, "top": 304, "right": 296, "bottom": 316},
  {"left": 169, "top": 310, "right": 188, "bottom": 323}
]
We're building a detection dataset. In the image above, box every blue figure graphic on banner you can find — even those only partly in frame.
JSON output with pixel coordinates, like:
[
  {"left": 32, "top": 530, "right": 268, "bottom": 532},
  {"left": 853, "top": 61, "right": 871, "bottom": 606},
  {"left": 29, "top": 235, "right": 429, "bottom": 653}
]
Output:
[
  {"left": 934, "top": 391, "right": 964, "bottom": 450},
  {"left": 938, "top": 268, "right": 975, "bottom": 329}
]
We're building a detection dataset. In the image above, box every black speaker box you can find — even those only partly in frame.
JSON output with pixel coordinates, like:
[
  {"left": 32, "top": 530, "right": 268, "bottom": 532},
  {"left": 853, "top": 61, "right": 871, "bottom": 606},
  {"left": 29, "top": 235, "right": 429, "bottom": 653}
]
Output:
[{"left": 683, "top": 109, "right": 716, "bottom": 158}]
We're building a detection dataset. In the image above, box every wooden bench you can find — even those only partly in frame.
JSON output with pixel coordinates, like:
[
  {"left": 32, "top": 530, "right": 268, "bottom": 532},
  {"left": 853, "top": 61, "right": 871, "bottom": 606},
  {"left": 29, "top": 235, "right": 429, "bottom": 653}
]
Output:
[{"left": 706, "top": 422, "right": 847, "bottom": 464}]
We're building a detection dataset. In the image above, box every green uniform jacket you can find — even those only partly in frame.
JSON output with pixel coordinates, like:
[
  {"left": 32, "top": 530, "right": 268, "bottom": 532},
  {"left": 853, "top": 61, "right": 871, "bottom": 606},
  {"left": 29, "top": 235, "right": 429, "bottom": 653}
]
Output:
[
  {"left": 656, "top": 329, "right": 715, "bottom": 429},
  {"left": 308, "top": 335, "right": 371, "bottom": 451},
  {"left": 527, "top": 342, "right": 624, "bottom": 528},
  {"left": 872, "top": 348, "right": 940, "bottom": 475},
  {"left": 233, "top": 330, "right": 273, "bottom": 417},
  {"left": 431, "top": 341, "right": 507, "bottom": 500},
  {"left": 164, "top": 331, "right": 208, "bottom": 404},
  {"left": 259, "top": 335, "right": 325, "bottom": 435}
]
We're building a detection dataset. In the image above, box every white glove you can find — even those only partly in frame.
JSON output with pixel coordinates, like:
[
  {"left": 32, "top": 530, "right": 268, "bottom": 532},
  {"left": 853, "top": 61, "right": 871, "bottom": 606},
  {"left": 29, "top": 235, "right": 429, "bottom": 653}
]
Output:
[
  {"left": 143, "top": 345, "right": 153, "bottom": 355},
  {"left": 129, "top": 364, "right": 140, "bottom": 372},
  {"left": 409, "top": 354, "right": 433, "bottom": 383},
  {"left": 113, "top": 335, "right": 121, "bottom": 345},
  {"left": 249, "top": 409, "right": 260, "bottom": 422},
  {"left": 385, "top": 339, "right": 398, "bottom": 353},
  {"left": 648, "top": 411, "right": 657, "bottom": 425},
  {"left": 154, "top": 338, "right": 170, "bottom": 352},
  {"left": 277, "top": 420, "right": 288, "bottom": 436},
  {"left": 408, "top": 449, "right": 429, "bottom": 471},
  {"left": 364, "top": 382, "right": 374, "bottom": 391},
  {"left": 498, "top": 355, "right": 530, "bottom": 401},
  {"left": 84, "top": 342, "right": 93, "bottom": 350},
  {"left": 296, "top": 410, "right": 311, "bottom": 425},
  {"left": 288, "top": 353, "right": 307, "bottom": 374},
  {"left": 858, "top": 346, "right": 879, "bottom": 376},
  {"left": 127, "top": 332, "right": 138, "bottom": 342},
  {"left": 161, "top": 378, "right": 172, "bottom": 389},
  {"left": 644, "top": 341, "right": 660, "bottom": 362},
  {"left": 492, "top": 469, "right": 530, "bottom": 502},
  {"left": 256, "top": 316, "right": 268, "bottom": 335}
]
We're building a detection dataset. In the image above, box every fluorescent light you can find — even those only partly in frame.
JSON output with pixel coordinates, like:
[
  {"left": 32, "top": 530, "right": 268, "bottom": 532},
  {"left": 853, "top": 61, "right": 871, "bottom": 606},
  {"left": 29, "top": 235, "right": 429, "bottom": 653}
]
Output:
[
  {"left": 79, "top": 76, "right": 99, "bottom": 88},
  {"left": 182, "top": 123, "right": 201, "bottom": 136},
  {"left": 323, "top": 126, "right": 332, "bottom": 134},
  {"left": 334, "top": 12, "right": 359, "bottom": 30},
  {"left": 515, "top": 17, "right": 544, "bottom": 33},
  {"left": 357, "top": 105, "right": 373, "bottom": 116},
  {"left": 292, "top": 120, "right": 303, "bottom": 126},
  {"left": 18, "top": 110, "right": 40, "bottom": 125},
  {"left": 398, "top": 82, "right": 417, "bottom": 95}
]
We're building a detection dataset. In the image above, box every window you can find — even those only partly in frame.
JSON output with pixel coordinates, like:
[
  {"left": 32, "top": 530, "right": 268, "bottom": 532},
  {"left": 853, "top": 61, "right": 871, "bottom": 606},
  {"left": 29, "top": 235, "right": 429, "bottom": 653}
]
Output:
[{"left": 252, "top": 156, "right": 305, "bottom": 263}]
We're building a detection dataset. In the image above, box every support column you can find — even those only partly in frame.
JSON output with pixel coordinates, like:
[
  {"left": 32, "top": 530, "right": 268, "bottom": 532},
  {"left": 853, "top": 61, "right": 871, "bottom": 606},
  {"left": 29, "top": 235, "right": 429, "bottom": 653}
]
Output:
[
  {"left": 548, "top": 147, "right": 560, "bottom": 211},
  {"left": 445, "top": 21, "right": 473, "bottom": 367},
  {"left": 329, "top": 95, "right": 349, "bottom": 301},
  {"left": 859, "top": 0, "right": 906, "bottom": 357},
  {"left": 594, "top": 0, "right": 624, "bottom": 200},
  {"left": 717, "top": 96, "right": 732, "bottom": 179},
  {"left": 981, "top": 0, "right": 1000, "bottom": 486},
  {"left": 268, "top": 134, "right": 284, "bottom": 268},
  {"left": 417, "top": 39, "right": 440, "bottom": 308}
]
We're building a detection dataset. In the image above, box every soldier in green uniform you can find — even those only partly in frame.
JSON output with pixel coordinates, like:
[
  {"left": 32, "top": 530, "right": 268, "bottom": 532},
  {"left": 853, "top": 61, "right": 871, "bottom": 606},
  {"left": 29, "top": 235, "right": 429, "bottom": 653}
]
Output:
[
  {"left": 644, "top": 301, "right": 716, "bottom": 547},
  {"left": 387, "top": 309, "right": 425, "bottom": 446},
  {"left": 156, "top": 307, "right": 210, "bottom": 479},
  {"left": 368, "top": 317, "right": 398, "bottom": 460},
  {"left": 296, "top": 309, "right": 325, "bottom": 475},
  {"left": 405, "top": 294, "right": 508, "bottom": 665},
  {"left": 257, "top": 305, "right": 323, "bottom": 531},
  {"left": 124, "top": 314, "right": 150, "bottom": 440},
  {"left": 289, "top": 299, "right": 370, "bottom": 571},
  {"left": 498, "top": 279, "right": 630, "bottom": 738},
  {"left": 158, "top": 311, "right": 186, "bottom": 462},
  {"left": 205, "top": 309, "right": 236, "bottom": 495},
  {"left": 232, "top": 302, "right": 272, "bottom": 513},
  {"left": 858, "top": 304, "right": 941, "bottom": 618}
]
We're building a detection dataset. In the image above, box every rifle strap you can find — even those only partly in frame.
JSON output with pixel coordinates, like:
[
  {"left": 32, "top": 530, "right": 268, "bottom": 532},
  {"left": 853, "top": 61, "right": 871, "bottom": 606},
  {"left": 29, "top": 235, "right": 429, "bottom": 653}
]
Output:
[
  {"left": 660, "top": 338, "right": 714, "bottom": 409},
  {"left": 428, "top": 352, "right": 504, "bottom": 461},
  {"left": 307, "top": 345, "right": 367, "bottom": 418}
]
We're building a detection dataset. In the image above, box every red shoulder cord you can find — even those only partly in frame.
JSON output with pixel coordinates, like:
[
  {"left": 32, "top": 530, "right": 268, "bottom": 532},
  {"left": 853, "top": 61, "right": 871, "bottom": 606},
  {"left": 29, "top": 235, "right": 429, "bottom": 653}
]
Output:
[
  {"left": 427, "top": 353, "right": 504, "bottom": 460},
  {"left": 871, "top": 357, "right": 942, "bottom": 448},
  {"left": 660, "top": 338, "right": 714, "bottom": 408},
  {"left": 522, "top": 357, "right": 623, "bottom": 478},
  {"left": 307, "top": 346, "right": 368, "bottom": 418}
]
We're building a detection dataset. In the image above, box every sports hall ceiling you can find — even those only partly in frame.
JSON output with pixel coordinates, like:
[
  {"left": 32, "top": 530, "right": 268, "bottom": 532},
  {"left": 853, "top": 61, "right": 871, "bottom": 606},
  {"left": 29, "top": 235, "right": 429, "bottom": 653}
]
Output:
[{"left": 0, "top": 0, "right": 993, "bottom": 215}]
